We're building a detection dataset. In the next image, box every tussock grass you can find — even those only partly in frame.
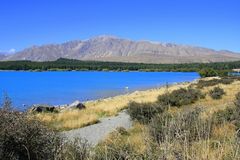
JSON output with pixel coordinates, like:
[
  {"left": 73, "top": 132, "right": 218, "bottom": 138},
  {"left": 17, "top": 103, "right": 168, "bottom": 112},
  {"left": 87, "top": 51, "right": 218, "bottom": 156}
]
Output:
[
  {"left": 95, "top": 115, "right": 240, "bottom": 159},
  {"left": 94, "top": 123, "right": 148, "bottom": 159},
  {"left": 96, "top": 108, "right": 240, "bottom": 159},
  {"left": 34, "top": 109, "right": 100, "bottom": 131},
  {"left": 91, "top": 78, "right": 240, "bottom": 159}
]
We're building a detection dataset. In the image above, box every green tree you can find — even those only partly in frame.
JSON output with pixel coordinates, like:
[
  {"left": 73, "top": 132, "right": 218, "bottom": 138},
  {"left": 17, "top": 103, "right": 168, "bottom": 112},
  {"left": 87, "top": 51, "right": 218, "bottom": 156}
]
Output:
[{"left": 199, "top": 68, "right": 218, "bottom": 77}]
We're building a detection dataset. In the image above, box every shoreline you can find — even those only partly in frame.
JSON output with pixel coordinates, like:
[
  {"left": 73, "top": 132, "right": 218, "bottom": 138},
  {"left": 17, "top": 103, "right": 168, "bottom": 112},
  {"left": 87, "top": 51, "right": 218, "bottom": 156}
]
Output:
[
  {"left": 33, "top": 79, "right": 199, "bottom": 131},
  {"left": 52, "top": 80, "right": 198, "bottom": 110},
  {"left": 33, "top": 76, "right": 240, "bottom": 132},
  {"left": 0, "top": 69, "right": 198, "bottom": 73},
  {"left": 82, "top": 80, "right": 196, "bottom": 116}
]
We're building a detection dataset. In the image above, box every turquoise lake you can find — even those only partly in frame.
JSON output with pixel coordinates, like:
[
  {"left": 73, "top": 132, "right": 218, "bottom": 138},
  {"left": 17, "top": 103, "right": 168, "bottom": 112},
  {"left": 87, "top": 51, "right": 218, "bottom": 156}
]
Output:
[{"left": 0, "top": 71, "right": 199, "bottom": 110}]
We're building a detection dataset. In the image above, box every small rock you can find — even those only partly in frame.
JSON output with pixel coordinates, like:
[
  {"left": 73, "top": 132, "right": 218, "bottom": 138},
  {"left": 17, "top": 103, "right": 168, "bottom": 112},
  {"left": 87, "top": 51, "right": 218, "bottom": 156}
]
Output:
[
  {"left": 31, "top": 104, "right": 55, "bottom": 113},
  {"left": 66, "top": 100, "right": 86, "bottom": 110}
]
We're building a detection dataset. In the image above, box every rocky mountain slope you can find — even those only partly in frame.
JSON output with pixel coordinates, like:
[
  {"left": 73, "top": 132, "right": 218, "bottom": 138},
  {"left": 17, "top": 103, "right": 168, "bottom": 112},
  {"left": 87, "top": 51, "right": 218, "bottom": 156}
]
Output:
[
  {"left": 3, "top": 36, "right": 240, "bottom": 63},
  {"left": 0, "top": 53, "right": 6, "bottom": 60}
]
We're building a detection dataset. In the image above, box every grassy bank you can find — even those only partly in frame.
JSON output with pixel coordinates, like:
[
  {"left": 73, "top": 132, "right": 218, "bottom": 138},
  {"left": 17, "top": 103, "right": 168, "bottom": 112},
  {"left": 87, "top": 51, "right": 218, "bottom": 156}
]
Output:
[
  {"left": 33, "top": 82, "right": 191, "bottom": 131},
  {"left": 34, "top": 77, "right": 240, "bottom": 132},
  {"left": 92, "top": 77, "right": 240, "bottom": 159}
]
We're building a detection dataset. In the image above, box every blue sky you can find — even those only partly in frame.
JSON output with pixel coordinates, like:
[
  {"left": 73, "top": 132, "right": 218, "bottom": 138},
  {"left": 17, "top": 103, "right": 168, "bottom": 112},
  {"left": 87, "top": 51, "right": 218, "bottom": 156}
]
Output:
[{"left": 0, "top": 0, "right": 239, "bottom": 52}]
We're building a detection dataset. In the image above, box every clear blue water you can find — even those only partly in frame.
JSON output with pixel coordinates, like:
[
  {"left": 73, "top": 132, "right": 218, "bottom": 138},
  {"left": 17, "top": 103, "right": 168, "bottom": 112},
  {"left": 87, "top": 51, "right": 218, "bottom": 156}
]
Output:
[{"left": 0, "top": 71, "right": 199, "bottom": 110}]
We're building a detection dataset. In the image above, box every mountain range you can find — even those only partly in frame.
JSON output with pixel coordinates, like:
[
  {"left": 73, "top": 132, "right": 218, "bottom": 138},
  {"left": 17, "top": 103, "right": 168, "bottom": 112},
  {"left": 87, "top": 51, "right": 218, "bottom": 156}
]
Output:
[
  {"left": 1, "top": 36, "right": 240, "bottom": 63},
  {"left": 0, "top": 52, "right": 7, "bottom": 60}
]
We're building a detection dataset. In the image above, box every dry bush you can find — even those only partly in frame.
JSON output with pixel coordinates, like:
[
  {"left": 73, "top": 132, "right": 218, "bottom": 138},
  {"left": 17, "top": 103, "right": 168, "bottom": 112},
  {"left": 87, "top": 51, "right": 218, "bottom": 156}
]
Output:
[
  {"left": 197, "top": 78, "right": 234, "bottom": 89},
  {"left": 149, "top": 108, "right": 213, "bottom": 144},
  {"left": 209, "top": 87, "right": 225, "bottom": 99},
  {"left": 0, "top": 96, "right": 92, "bottom": 160},
  {"left": 211, "top": 92, "right": 240, "bottom": 128},
  {"left": 234, "top": 92, "right": 240, "bottom": 130},
  {"left": 0, "top": 110, "right": 60, "bottom": 160},
  {"left": 212, "top": 107, "right": 235, "bottom": 125},
  {"left": 127, "top": 101, "right": 166, "bottom": 124},
  {"left": 56, "top": 138, "right": 91, "bottom": 160},
  {"left": 93, "top": 133, "right": 138, "bottom": 160},
  {"left": 93, "top": 123, "right": 149, "bottom": 160},
  {"left": 235, "top": 92, "right": 240, "bottom": 109},
  {"left": 157, "top": 88, "right": 204, "bottom": 107}
]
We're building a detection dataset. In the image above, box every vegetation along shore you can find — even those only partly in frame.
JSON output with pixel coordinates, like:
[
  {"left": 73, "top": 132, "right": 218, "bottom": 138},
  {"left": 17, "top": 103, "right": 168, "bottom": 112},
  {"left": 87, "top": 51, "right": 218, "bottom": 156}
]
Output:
[{"left": 1, "top": 58, "right": 240, "bottom": 77}]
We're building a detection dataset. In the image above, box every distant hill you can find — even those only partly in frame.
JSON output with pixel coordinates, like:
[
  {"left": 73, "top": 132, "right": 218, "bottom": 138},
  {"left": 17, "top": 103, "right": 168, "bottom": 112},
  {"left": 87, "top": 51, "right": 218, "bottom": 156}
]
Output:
[
  {"left": 2, "top": 36, "right": 240, "bottom": 63},
  {"left": 0, "top": 53, "right": 7, "bottom": 60}
]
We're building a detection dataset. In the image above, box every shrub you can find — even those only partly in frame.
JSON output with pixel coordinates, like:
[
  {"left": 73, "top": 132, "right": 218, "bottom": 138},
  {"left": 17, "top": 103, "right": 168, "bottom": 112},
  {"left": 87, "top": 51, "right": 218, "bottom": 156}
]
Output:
[
  {"left": 209, "top": 87, "right": 225, "bottom": 99},
  {"left": 94, "top": 133, "right": 138, "bottom": 160},
  {"left": 199, "top": 68, "right": 230, "bottom": 78},
  {"left": 148, "top": 112, "right": 173, "bottom": 143},
  {"left": 196, "top": 78, "right": 234, "bottom": 89},
  {"left": 212, "top": 92, "right": 240, "bottom": 132},
  {"left": 0, "top": 96, "right": 91, "bottom": 160},
  {"left": 57, "top": 138, "right": 91, "bottom": 160},
  {"left": 234, "top": 92, "right": 240, "bottom": 129},
  {"left": 220, "top": 77, "right": 235, "bottom": 85},
  {"left": 235, "top": 92, "right": 240, "bottom": 109},
  {"left": 199, "top": 68, "right": 218, "bottom": 77},
  {"left": 212, "top": 107, "right": 236, "bottom": 125},
  {"left": 116, "top": 127, "right": 129, "bottom": 136},
  {"left": 149, "top": 108, "right": 213, "bottom": 144},
  {"left": 127, "top": 102, "right": 166, "bottom": 124},
  {"left": 157, "top": 88, "right": 204, "bottom": 107},
  {"left": 0, "top": 110, "right": 60, "bottom": 160}
]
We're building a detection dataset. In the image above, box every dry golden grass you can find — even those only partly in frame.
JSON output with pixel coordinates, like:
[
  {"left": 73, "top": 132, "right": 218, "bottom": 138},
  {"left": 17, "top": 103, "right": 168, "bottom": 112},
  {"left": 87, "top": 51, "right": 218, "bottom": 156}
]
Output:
[
  {"left": 126, "top": 123, "right": 149, "bottom": 154},
  {"left": 212, "top": 123, "right": 236, "bottom": 139},
  {"left": 34, "top": 108, "right": 100, "bottom": 131},
  {"left": 186, "top": 121, "right": 239, "bottom": 160},
  {"left": 100, "top": 120, "right": 240, "bottom": 159},
  {"left": 196, "top": 80, "right": 240, "bottom": 118},
  {"left": 98, "top": 122, "right": 148, "bottom": 155}
]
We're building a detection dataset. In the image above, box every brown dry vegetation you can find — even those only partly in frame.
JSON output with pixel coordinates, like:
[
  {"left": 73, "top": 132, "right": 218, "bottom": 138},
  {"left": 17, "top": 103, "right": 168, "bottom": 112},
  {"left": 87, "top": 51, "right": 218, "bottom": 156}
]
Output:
[
  {"left": 33, "top": 108, "right": 100, "bottom": 131},
  {"left": 92, "top": 78, "right": 240, "bottom": 160}
]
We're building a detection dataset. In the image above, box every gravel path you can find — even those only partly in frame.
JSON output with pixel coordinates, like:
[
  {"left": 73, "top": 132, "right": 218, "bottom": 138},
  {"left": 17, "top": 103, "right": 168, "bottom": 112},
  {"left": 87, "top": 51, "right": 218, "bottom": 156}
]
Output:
[{"left": 62, "top": 110, "right": 132, "bottom": 146}]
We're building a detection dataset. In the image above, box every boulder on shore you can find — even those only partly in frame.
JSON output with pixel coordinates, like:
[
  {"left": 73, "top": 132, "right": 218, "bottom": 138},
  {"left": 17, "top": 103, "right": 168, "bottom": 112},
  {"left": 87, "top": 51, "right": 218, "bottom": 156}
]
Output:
[
  {"left": 30, "top": 105, "right": 55, "bottom": 113},
  {"left": 66, "top": 100, "right": 86, "bottom": 110}
]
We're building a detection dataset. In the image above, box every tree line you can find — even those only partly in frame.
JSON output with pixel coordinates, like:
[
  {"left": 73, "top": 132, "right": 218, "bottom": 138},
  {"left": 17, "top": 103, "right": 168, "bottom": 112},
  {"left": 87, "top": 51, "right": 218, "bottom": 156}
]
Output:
[{"left": 0, "top": 58, "right": 239, "bottom": 77}]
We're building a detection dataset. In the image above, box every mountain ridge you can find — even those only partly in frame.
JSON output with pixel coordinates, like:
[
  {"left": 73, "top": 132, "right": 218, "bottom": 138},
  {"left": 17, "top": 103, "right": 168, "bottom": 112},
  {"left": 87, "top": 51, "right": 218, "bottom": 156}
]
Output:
[{"left": 2, "top": 35, "right": 240, "bottom": 63}]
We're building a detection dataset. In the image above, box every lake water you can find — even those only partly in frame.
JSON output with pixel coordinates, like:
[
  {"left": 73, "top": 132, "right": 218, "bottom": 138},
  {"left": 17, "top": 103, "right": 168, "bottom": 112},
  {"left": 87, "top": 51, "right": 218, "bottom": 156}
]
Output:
[{"left": 0, "top": 71, "right": 199, "bottom": 110}]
